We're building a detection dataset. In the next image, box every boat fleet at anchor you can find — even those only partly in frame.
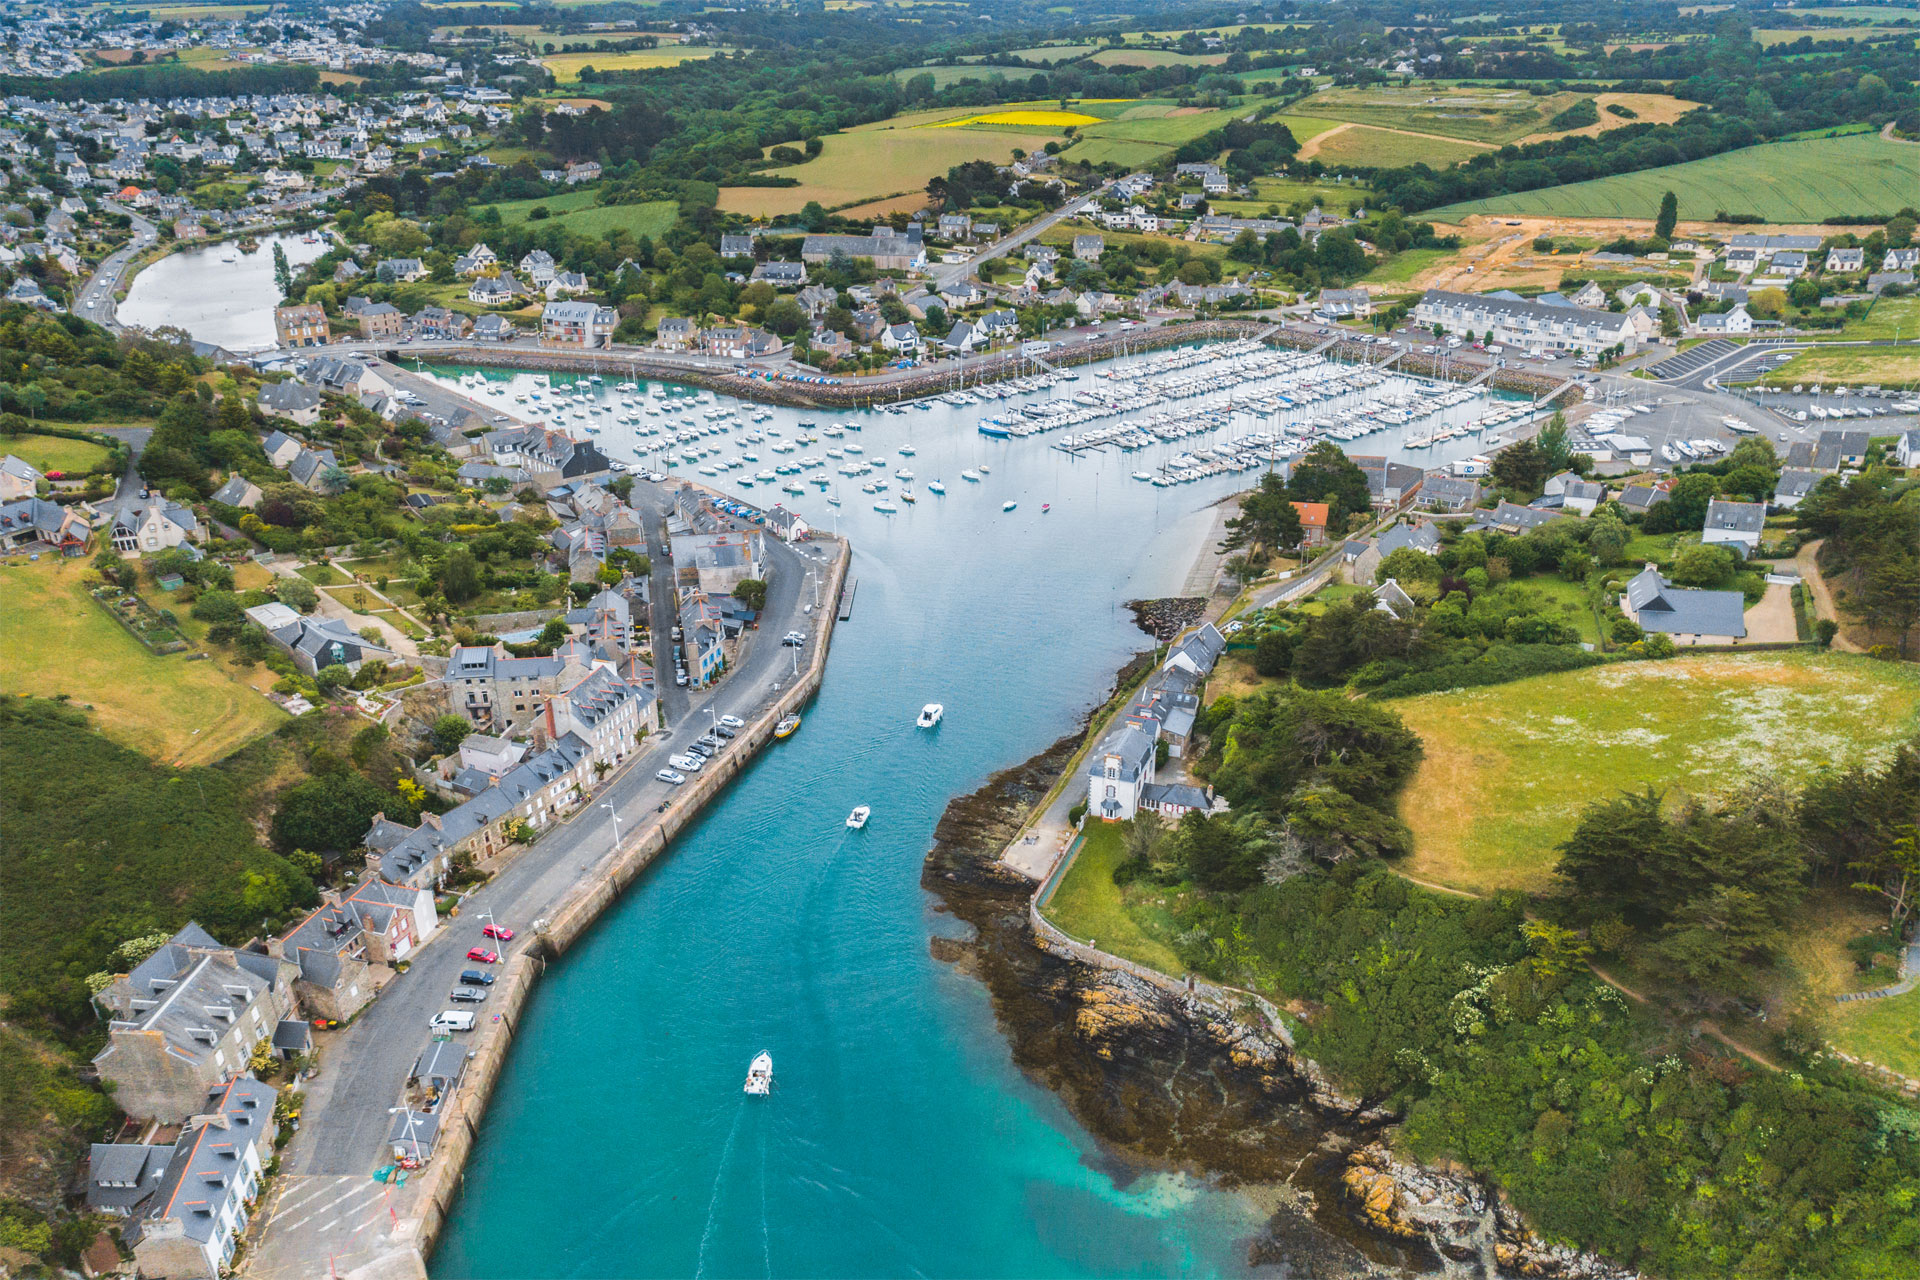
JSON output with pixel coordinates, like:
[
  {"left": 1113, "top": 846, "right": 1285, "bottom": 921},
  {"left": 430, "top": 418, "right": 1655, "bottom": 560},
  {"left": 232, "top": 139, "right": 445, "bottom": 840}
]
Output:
[
  {"left": 956, "top": 339, "right": 1549, "bottom": 486},
  {"left": 446, "top": 337, "right": 1545, "bottom": 516}
]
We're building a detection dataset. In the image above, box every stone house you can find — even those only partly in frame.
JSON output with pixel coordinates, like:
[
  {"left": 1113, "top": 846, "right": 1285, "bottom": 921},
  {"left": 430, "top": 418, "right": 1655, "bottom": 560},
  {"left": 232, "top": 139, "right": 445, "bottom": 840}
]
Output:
[{"left": 92, "top": 925, "right": 297, "bottom": 1123}]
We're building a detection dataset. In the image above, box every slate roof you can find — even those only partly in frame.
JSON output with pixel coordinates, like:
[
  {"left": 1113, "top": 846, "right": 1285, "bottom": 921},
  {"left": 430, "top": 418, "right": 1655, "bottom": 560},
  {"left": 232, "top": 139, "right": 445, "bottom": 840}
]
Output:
[
  {"left": 1774, "top": 468, "right": 1819, "bottom": 501},
  {"left": 1625, "top": 565, "right": 1747, "bottom": 638},
  {"left": 1703, "top": 497, "right": 1765, "bottom": 536},
  {"left": 1813, "top": 430, "right": 1870, "bottom": 470},
  {"left": 142, "top": 1076, "right": 275, "bottom": 1246},
  {"left": 1139, "top": 781, "right": 1211, "bottom": 811},
  {"left": 1376, "top": 521, "right": 1440, "bottom": 557},
  {"left": 1087, "top": 724, "right": 1156, "bottom": 785}
]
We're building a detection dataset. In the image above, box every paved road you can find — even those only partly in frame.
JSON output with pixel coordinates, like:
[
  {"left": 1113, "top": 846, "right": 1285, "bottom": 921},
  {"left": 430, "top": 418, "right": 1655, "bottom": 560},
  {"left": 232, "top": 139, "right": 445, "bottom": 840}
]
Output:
[
  {"left": 930, "top": 183, "right": 1109, "bottom": 291},
  {"left": 248, "top": 523, "right": 833, "bottom": 1279},
  {"left": 76, "top": 202, "right": 157, "bottom": 330}
]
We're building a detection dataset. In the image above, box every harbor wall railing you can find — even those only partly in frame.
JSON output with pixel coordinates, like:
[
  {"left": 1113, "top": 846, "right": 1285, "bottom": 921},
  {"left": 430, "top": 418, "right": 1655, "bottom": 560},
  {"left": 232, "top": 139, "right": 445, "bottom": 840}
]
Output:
[{"left": 385, "top": 539, "right": 850, "bottom": 1269}]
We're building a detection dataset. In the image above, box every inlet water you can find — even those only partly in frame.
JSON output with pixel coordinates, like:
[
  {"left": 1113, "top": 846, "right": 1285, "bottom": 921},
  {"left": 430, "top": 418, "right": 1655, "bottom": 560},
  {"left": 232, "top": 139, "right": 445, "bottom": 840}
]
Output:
[
  {"left": 117, "top": 232, "right": 327, "bottom": 352},
  {"left": 429, "top": 351, "right": 1512, "bottom": 1276}
]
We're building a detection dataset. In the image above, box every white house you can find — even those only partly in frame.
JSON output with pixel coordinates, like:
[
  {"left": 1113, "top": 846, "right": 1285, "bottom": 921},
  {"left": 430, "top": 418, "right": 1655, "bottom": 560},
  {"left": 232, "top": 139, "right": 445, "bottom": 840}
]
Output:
[
  {"left": 1700, "top": 497, "right": 1765, "bottom": 558},
  {"left": 1696, "top": 304, "right": 1753, "bottom": 336},
  {"left": 1412, "top": 288, "right": 1640, "bottom": 354},
  {"left": 1085, "top": 722, "right": 1158, "bottom": 821}
]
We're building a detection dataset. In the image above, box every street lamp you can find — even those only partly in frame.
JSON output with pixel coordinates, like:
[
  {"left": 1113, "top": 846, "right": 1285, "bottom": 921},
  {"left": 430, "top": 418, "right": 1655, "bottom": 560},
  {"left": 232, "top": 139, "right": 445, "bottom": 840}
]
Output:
[{"left": 386, "top": 1105, "right": 423, "bottom": 1165}]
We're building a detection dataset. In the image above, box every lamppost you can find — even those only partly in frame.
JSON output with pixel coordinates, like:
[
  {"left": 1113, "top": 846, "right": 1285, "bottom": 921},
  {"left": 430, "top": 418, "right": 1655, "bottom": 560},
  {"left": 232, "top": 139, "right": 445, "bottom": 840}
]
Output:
[{"left": 386, "top": 1105, "right": 423, "bottom": 1166}]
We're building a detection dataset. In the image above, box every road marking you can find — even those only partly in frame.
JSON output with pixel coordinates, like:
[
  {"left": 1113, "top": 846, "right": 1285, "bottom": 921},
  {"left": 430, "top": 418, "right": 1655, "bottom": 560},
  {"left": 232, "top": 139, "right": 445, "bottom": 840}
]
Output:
[{"left": 269, "top": 1183, "right": 334, "bottom": 1219}]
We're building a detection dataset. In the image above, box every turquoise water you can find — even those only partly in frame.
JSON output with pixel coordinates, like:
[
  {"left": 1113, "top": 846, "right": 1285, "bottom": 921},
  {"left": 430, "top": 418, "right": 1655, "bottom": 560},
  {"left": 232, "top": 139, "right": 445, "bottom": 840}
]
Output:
[{"left": 430, "top": 353, "right": 1498, "bottom": 1277}]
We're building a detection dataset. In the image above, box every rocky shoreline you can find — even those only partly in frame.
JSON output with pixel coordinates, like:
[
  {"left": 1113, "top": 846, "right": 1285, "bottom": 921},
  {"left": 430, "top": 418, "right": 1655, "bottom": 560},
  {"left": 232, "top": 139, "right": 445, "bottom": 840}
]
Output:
[
  {"left": 920, "top": 697, "right": 1637, "bottom": 1278},
  {"left": 1126, "top": 596, "right": 1210, "bottom": 642}
]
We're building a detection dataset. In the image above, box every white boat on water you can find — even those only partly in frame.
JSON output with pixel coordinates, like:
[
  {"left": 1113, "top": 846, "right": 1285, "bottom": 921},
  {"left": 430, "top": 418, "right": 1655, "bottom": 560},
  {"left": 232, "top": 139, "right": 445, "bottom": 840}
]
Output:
[
  {"left": 847, "top": 805, "right": 871, "bottom": 829},
  {"left": 1002, "top": 500, "right": 1017, "bottom": 512},
  {"left": 927, "top": 481, "right": 946, "bottom": 495},
  {"left": 960, "top": 470, "right": 982, "bottom": 482},
  {"left": 744, "top": 1052, "right": 773, "bottom": 1096},
  {"left": 917, "top": 703, "right": 944, "bottom": 728}
]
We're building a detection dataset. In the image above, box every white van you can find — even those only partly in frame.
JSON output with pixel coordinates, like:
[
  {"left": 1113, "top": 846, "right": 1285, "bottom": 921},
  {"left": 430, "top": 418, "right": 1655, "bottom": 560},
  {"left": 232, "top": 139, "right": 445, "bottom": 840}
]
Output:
[{"left": 430, "top": 1011, "right": 475, "bottom": 1033}]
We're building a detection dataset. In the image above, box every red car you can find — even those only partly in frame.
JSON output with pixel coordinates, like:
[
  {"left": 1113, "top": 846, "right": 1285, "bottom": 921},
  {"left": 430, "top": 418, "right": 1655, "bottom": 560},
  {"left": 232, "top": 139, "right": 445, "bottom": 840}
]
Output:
[
  {"left": 466, "top": 948, "right": 499, "bottom": 964},
  {"left": 481, "top": 923, "right": 514, "bottom": 941}
]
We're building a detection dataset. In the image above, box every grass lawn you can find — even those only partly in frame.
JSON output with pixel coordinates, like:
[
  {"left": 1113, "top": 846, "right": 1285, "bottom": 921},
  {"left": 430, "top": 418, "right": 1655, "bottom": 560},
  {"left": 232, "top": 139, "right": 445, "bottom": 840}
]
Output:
[
  {"left": 1762, "top": 344, "right": 1920, "bottom": 388},
  {"left": 1362, "top": 247, "right": 1451, "bottom": 285},
  {"left": 0, "top": 558, "right": 285, "bottom": 767},
  {"left": 1824, "top": 986, "right": 1920, "bottom": 1081},
  {"left": 1429, "top": 133, "right": 1920, "bottom": 223},
  {"left": 1393, "top": 651, "right": 1920, "bottom": 895},
  {"left": 1803, "top": 295, "right": 1920, "bottom": 344},
  {"left": 1, "top": 432, "right": 110, "bottom": 475},
  {"left": 1043, "top": 822, "right": 1187, "bottom": 976},
  {"left": 1210, "top": 175, "right": 1374, "bottom": 219},
  {"left": 1506, "top": 573, "right": 1602, "bottom": 643},
  {"left": 477, "top": 190, "right": 678, "bottom": 240},
  {"left": 1088, "top": 47, "right": 1231, "bottom": 67},
  {"left": 889, "top": 63, "right": 1045, "bottom": 89},
  {"left": 1203, "top": 651, "right": 1281, "bottom": 703},
  {"left": 540, "top": 46, "right": 727, "bottom": 81},
  {"left": 296, "top": 562, "right": 348, "bottom": 586}
]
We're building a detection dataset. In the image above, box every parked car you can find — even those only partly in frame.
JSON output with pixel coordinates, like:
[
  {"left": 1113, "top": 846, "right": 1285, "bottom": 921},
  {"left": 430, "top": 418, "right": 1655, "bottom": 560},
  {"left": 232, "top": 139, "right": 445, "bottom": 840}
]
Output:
[
  {"left": 460, "top": 969, "right": 496, "bottom": 986},
  {"left": 466, "top": 948, "right": 499, "bottom": 964},
  {"left": 656, "top": 768, "right": 686, "bottom": 785},
  {"left": 711, "top": 725, "right": 737, "bottom": 739},
  {"left": 674, "top": 669, "right": 689, "bottom": 687},
  {"left": 683, "top": 741, "right": 713, "bottom": 759},
  {"left": 481, "top": 923, "right": 514, "bottom": 941},
  {"left": 429, "top": 1011, "right": 475, "bottom": 1032},
  {"left": 669, "top": 753, "right": 705, "bottom": 772},
  {"left": 449, "top": 986, "right": 488, "bottom": 1003},
  {"left": 718, "top": 714, "right": 745, "bottom": 729}
]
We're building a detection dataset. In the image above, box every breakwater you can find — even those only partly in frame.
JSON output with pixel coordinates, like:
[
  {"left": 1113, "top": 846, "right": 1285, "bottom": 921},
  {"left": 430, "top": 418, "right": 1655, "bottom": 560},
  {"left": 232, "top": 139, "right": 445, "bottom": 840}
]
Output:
[{"left": 382, "top": 537, "right": 850, "bottom": 1272}]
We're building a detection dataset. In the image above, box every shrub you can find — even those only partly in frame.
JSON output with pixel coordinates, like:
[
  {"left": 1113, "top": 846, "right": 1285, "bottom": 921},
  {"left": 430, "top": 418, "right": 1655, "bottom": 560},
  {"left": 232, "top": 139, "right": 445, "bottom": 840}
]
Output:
[{"left": 1368, "top": 644, "right": 1611, "bottom": 699}]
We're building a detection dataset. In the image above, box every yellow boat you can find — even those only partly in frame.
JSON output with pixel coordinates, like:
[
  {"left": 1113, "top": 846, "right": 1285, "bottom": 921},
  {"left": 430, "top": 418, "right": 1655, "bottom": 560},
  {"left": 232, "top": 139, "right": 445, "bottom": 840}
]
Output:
[{"left": 774, "top": 714, "right": 801, "bottom": 739}]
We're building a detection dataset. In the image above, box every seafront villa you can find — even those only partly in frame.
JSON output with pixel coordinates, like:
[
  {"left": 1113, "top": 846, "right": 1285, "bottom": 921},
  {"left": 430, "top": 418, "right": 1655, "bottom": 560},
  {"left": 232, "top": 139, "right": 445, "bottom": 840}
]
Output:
[{"left": 1085, "top": 624, "right": 1229, "bottom": 821}]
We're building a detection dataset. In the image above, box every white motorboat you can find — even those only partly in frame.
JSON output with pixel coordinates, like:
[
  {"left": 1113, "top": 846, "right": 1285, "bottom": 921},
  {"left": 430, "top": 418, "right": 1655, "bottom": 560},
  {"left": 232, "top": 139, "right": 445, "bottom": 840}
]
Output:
[
  {"left": 917, "top": 703, "right": 944, "bottom": 728},
  {"left": 927, "top": 481, "right": 946, "bottom": 495},
  {"left": 744, "top": 1052, "right": 773, "bottom": 1096},
  {"left": 1002, "top": 500, "right": 1017, "bottom": 512},
  {"left": 960, "top": 469, "right": 982, "bottom": 482},
  {"left": 846, "top": 805, "right": 871, "bottom": 829}
]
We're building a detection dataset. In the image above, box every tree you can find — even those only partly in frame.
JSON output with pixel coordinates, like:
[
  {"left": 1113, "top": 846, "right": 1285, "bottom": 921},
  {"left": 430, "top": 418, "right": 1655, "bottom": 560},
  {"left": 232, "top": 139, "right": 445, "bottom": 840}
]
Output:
[
  {"left": 1489, "top": 438, "right": 1550, "bottom": 496},
  {"left": 1536, "top": 411, "right": 1571, "bottom": 470},
  {"left": 1851, "top": 825, "right": 1919, "bottom": 933},
  {"left": 1654, "top": 190, "right": 1679, "bottom": 242},
  {"left": 275, "top": 575, "right": 318, "bottom": 613},
  {"left": 1670, "top": 541, "right": 1735, "bottom": 587},
  {"left": 432, "top": 714, "right": 474, "bottom": 756},
  {"left": 273, "top": 241, "right": 294, "bottom": 301},
  {"left": 734, "top": 578, "right": 768, "bottom": 611},
  {"left": 313, "top": 663, "right": 351, "bottom": 694},
  {"left": 1252, "top": 627, "right": 1294, "bottom": 677},
  {"left": 440, "top": 549, "right": 481, "bottom": 604}
]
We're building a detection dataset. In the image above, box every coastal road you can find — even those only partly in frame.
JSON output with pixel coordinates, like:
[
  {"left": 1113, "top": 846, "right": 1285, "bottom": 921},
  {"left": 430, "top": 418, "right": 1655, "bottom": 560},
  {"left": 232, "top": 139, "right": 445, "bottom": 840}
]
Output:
[
  {"left": 76, "top": 202, "right": 157, "bottom": 330},
  {"left": 247, "top": 531, "right": 829, "bottom": 1280},
  {"left": 930, "top": 183, "right": 1110, "bottom": 291}
]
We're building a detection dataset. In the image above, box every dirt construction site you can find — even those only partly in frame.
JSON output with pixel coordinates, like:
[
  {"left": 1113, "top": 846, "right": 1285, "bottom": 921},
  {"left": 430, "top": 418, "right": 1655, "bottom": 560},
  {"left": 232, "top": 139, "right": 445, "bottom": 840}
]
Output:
[{"left": 1393, "top": 214, "right": 1869, "bottom": 295}]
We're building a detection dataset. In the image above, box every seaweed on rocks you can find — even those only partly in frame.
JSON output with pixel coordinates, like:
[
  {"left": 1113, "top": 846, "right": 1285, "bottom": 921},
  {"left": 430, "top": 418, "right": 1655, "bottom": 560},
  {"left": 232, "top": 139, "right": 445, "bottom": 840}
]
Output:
[
  {"left": 921, "top": 700, "right": 1642, "bottom": 1280},
  {"left": 921, "top": 733, "right": 1436, "bottom": 1278},
  {"left": 1126, "top": 597, "right": 1208, "bottom": 642}
]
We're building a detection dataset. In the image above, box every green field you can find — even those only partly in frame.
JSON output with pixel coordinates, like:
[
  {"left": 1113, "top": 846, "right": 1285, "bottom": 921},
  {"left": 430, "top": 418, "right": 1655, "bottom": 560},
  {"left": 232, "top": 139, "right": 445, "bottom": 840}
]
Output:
[
  {"left": 1429, "top": 133, "right": 1920, "bottom": 223},
  {"left": 1762, "top": 344, "right": 1920, "bottom": 387},
  {"left": 1005, "top": 43, "right": 1099, "bottom": 60},
  {"left": 540, "top": 46, "right": 726, "bottom": 80},
  {"left": 891, "top": 63, "right": 1046, "bottom": 88},
  {"left": 1268, "top": 113, "right": 1347, "bottom": 144},
  {"left": 1805, "top": 295, "right": 1920, "bottom": 343},
  {"left": 1043, "top": 821, "right": 1188, "bottom": 975},
  {"left": 1755, "top": 25, "right": 1919, "bottom": 43},
  {"left": 1289, "top": 84, "right": 1573, "bottom": 144},
  {"left": 1360, "top": 246, "right": 1450, "bottom": 284},
  {"left": 1310, "top": 125, "right": 1491, "bottom": 169},
  {"left": 1783, "top": 4, "right": 1920, "bottom": 17},
  {"left": 1065, "top": 97, "right": 1281, "bottom": 166},
  {"left": 478, "top": 190, "right": 678, "bottom": 240},
  {"left": 1393, "top": 651, "right": 1920, "bottom": 895},
  {"left": 1087, "top": 47, "right": 1230, "bottom": 67},
  {"left": 0, "top": 432, "right": 109, "bottom": 476},
  {"left": 0, "top": 558, "right": 286, "bottom": 768},
  {"left": 719, "top": 114, "right": 1058, "bottom": 216},
  {"left": 1210, "top": 176, "right": 1373, "bottom": 219}
]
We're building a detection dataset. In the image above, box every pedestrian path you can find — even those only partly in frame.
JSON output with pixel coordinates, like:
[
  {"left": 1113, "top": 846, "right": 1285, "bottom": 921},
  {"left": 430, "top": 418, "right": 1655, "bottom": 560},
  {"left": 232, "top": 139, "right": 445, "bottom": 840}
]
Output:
[{"left": 1834, "top": 941, "right": 1919, "bottom": 1002}]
